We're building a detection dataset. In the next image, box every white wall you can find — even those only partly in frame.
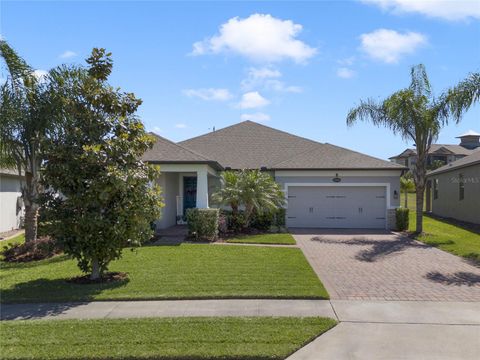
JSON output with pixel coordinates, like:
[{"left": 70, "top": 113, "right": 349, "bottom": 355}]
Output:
[{"left": 0, "top": 174, "right": 24, "bottom": 233}]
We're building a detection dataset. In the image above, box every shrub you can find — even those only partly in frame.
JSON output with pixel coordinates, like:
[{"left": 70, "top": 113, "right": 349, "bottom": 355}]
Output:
[
  {"left": 396, "top": 208, "right": 409, "bottom": 231},
  {"left": 218, "top": 214, "right": 228, "bottom": 235},
  {"left": 275, "top": 208, "right": 286, "bottom": 227},
  {"left": 250, "top": 211, "right": 275, "bottom": 231},
  {"left": 186, "top": 208, "right": 220, "bottom": 241},
  {"left": 1, "top": 237, "right": 62, "bottom": 262}
]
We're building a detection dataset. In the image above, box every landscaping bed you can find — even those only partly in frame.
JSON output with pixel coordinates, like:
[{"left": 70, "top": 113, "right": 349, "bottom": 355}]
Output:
[
  {"left": 0, "top": 243, "right": 328, "bottom": 303},
  {"left": 0, "top": 317, "right": 336, "bottom": 360}
]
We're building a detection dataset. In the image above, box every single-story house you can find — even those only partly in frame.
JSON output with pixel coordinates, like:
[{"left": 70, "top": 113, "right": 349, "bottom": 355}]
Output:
[
  {"left": 426, "top": 151, "right": 480, "bottom": 225},
  {"left": 0, "top": 168, "right": 24, "bottom": 233},
  {"left": 142, "top": 121, "right": 405, "bottom": 230}
]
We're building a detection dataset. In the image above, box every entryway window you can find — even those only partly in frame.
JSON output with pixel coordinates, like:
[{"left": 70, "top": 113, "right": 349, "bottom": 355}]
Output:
[{"left": 459, "top": 174, "right": 464, "bottom": 201}]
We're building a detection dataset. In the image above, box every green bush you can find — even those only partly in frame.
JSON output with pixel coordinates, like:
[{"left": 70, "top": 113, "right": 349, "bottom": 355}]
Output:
[
  {"left": 186, "top": 208, "right": 220, "bottom": 241},
  {"left": 275, "top": 208, "right": 286, "bottom": 227},
  {"left": 251, "top": 211, "right": 275, "bottom": 231},
  {"left": 396, "top": 208, "right": 409, "bottom": 231}
]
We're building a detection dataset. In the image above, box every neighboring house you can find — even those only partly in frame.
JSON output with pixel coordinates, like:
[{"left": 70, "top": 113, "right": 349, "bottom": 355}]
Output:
[
  {"left": 389, "top": 130, "right": 480, "bottom": 171},
  {"left": 0, "top": 168, "right": 24, "bottom": 233},
  {"left": 426, "top": 152, "right": 480, "bottom": 225},
  {"left": 143, "top": 121, "right": 405, "bottom": 230}
]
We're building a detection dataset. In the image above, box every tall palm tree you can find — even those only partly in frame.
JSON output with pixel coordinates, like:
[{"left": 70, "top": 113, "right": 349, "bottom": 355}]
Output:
[
  {"left": 347, "top": 64, "right": 477, "bottom": 233},
  {"left": 0, "top": 40, "right": 53, "bottom": 242}
]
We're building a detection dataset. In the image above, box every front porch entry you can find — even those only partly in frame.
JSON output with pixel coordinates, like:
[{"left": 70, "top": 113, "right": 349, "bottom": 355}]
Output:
[{"left": 153, "top": 163, "right": 219, "bottom": 230}]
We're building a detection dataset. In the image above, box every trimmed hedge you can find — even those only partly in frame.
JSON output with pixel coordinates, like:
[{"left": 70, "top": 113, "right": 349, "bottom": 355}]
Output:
[
  {"left": 186, "top": 208, "right": 220, "bottom": 241},
  {"left": 221, "top": 208, "right": 286, "bottom": 233},
  {"left": 396, "top": 208, "right": 409, "bottom": 231}
]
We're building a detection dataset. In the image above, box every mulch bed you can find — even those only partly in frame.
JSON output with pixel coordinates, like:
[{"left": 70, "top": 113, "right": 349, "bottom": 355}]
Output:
[{"left": 67, "top": 272, "right": 128, "bottom": 284}]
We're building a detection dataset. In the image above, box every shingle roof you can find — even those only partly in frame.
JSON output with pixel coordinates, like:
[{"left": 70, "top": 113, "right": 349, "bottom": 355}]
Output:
[
  {"left": 178, "top": 121, "right": 403, "bottom": 170},
  {"left": 142, "top": 133, "right": 222, "bottom": 169},
  {"left": 390, "top": 144, "right": 477, "bottom": 159},
  {"left": 272, "top": 143, "right": 405, "bottom": 170},
  {"left": 427, "top": 151, "right": 480, "bottom": 176}
]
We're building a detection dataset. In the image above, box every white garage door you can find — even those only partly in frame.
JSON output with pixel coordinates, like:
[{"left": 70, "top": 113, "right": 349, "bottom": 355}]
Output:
[{"left": 286, "top": 186, "right": 386, "bottom": 229}]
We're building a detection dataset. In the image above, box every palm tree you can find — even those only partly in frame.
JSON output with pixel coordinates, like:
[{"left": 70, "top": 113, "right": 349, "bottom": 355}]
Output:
[
  {"left": 239, "top": 170, "right": 285, "bottom": 227},
  {"left": 212, "top": 170, "right": 285, "bottom": 228},
  {"left": 347, "top": 64, "right": 478, "bottom": 233},
  {"left": 0, "top": 40, "right": 53, "bottom": 242},
  {"left": 400, "top": 173, "right": 415, "bottom": 208},
  {"left": 212, "top": 171, "right": 241, "bottom": 215}
]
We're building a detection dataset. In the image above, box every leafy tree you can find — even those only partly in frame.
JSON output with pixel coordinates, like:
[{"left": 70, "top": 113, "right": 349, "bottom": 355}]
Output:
[
  {"left": 428, "top": 159, "right": 446, "bottom": 171},
  {"left": 347, "top": 65, "right": 477, "bottom": 233},
  {"left": 42, "top": 49, "right": 163, "bottom": 280},
  {"left": 400, "top": 172, "right": 415, "bottom": 208},
  {"left": 213, "top": 170, "right": 285, "bottom": 228},
  {"left": 0, "top": 40, "right": 56, "bottom": 242}
]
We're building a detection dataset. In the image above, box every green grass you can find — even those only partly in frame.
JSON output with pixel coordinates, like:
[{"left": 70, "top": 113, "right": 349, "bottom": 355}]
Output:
[
  {"left": 0, "top": 243, "right": 328, "bottom": 303},
  {"left": 0, "top": 233, "right": 25, "bottom": 261},
  {"left": 0, "top": 317, "right": 336, "bottom": 360},
  {"left": 225, "top": 233, "right": 296, "bottom": 245},
  {"left": 400, "top": 192, "right": 426, "bottom": 211},
  {"left": 409, "top": 212, "right": 480, "bottom": 264}
]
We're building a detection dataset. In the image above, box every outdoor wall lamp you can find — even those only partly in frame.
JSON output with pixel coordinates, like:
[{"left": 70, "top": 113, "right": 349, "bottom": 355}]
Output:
[
  {"left": 394, "top": 190, "right": 399, "bottom": 199},
  {"left": 332, "top": 173, "right": 341, "bottom": 183}
]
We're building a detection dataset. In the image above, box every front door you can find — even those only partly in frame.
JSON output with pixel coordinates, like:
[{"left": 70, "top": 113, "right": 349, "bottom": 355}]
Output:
[{"left": 183, "top": 176, "right": 197, "bottom": 215}]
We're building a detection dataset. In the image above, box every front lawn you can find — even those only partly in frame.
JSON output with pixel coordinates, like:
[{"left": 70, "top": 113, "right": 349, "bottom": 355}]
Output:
[
  {"left": 0, "top": 317, "right": 336, "bottom": 360},
  {"left": 409, "top": 212, "right": 480, "bottom": 264},
  {"left": 0, "top": 244, "right": 328, "bottom": 303},
  {"left": 225, "top": 233, "right": 296, "bottom": 245}
]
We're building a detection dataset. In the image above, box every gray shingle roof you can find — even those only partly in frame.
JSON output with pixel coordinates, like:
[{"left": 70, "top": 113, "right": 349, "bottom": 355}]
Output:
[
  {"left": 142, "top": 133, "right": 222, "bottom": 169},
  {"left": 272, "top": 143, "right": 405, "bottom": 170},
  {"left": 427, "top": 151, "right": 480, "bottom": 176},
  {"left": 178, "top": 121, "right": 403, "bottom": 170},
  {"left": 390, "top": 144, "right": 477, "bottom": 159}
]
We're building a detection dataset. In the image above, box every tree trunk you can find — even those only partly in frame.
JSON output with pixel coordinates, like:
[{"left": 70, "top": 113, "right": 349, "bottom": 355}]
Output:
[
  {"left": 415, "top": 185, "right": 425, "bottom": 233},
  {"left": 404, "top": 189, "right": 408, "bottom": 208},
  {"left": 90, "top": 258, "right": 101, "bottom": 280},
  {"left": 24, "top": 204, "right": 39, "bottom": 243}
]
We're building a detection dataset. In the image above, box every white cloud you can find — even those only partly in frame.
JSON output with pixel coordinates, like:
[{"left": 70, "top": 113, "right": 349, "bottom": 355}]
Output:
[
  {"left": 59, "top": 50, "right": 77, "bottom": 59},
  {"left": 151, "top": 126, "right": 162, "bottom": 134},
  {"left": 33, "top": 69, "right": 48, "bottom": 79},
  {"left": 337, "top": 67, "right": 356, "bottom": 79},
  {"left": 361, "top": 0, "right": 480, "bottom": 21},
  {"left": 360, "top": 29, "right": 427, "bottom": 63},
  {"left": 241, "top": 67, "right": 302, "bottom": 93},
  {"left": 240, "top": 112, "right": 271, "bottom": 122},
  {"left": 237, "top": 91, "right": 270, "bottom": 109},
  {"left": 337, "top": 56, "right": 356, "bottom": 66},
  {"left": 175, "top": 123, "right": 187, "bottom": 129},
  {"left": 183, "top": 88, "right": 233, "bottom": 101},
  {"left": 191, "top": 13, "right": 317, "bottom": 63}
]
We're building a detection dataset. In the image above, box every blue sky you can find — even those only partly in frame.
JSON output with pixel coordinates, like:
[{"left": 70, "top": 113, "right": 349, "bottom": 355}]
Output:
[{"left": 1, "top": 0, "right": 479, "bottom": 159}]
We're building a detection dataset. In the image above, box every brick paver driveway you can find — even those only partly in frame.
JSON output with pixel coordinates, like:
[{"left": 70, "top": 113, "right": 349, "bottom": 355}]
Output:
[{"left": 292, "top": 229, "right": 480, "bottom": 301}]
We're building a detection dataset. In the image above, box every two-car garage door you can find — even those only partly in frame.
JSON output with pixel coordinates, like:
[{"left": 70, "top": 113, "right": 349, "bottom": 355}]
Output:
[{"left": 286, "top": 186, "right": 387, "bottom": 229}]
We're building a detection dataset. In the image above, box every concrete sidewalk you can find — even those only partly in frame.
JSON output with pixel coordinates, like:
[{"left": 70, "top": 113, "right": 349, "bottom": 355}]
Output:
[{"left": 0, "top": 299, "right": 336, "bottom": 320}]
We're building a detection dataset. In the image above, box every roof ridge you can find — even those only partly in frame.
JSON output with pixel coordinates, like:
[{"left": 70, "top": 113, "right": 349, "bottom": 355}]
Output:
[
  {"left": 148, "top": 132, "right": 212, "bottom": 161},
  {"left": 178, "top": 120, "right": 324, "bottom": 147}
]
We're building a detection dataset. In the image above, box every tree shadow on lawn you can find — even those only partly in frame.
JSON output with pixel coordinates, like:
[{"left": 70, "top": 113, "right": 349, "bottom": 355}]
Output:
[
  {"left": 424, "top": 271, "right": 480, "bottom": 287},
  {"left": 1, "top": 276, "right": 129, "bottom": 319},
  {"left": 311, "top": 235, "right": 430, "bottom": 263}
]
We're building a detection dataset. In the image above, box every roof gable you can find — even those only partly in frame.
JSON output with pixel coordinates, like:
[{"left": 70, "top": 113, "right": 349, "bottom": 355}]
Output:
[
  {"left": 142, "top": 133, "right": 214, "bottom": 163},
  {"left": 428, "top": 150, "right": 480, "bottom": 176},
  {"left": 178, "top": 121, "right": 322, "bottom": 169}
]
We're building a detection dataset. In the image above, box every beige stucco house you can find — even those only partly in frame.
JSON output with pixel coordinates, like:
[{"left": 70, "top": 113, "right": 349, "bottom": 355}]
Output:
[
  {"left": 142, "top": 121, "right": 405, "bottom": 230},
  {"left": 426, "top": 152, "right": 480, "bottom": 225}
]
